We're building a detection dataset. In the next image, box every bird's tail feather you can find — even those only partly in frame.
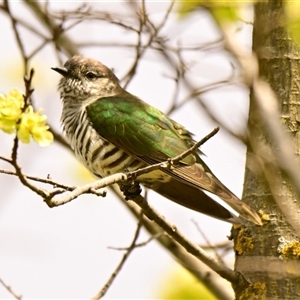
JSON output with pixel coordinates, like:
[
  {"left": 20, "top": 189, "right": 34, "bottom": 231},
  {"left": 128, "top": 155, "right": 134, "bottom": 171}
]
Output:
[
  {"left": 170, "top": 163, "right": 262, "bottom": 225},
  {"left": 151, "top": 178, "right": 241, "bottom": 224}
]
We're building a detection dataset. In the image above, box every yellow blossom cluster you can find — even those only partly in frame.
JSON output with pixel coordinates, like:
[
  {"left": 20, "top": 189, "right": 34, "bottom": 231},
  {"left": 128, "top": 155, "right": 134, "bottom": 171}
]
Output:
[{"left": 0, "top": 88, "right": 53, "bottom": 147}]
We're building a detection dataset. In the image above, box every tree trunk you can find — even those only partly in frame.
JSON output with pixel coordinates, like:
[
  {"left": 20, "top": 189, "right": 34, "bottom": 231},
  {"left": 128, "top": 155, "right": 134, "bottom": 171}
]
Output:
[{"left": 234, "top": 1, "right": 300, "bottom": 299}]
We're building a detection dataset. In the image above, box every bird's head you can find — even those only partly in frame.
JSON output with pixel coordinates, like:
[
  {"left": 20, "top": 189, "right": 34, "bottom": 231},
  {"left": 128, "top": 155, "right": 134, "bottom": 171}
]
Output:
[{"left": 52, "top": 55, "right": 122, "bottom": 105}]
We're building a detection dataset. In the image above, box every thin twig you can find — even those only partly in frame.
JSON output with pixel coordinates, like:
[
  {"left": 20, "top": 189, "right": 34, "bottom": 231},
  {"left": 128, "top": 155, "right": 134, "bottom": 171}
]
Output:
[
  {"left": 8, "top": 70, "right": 50, "bottom": 198},
  {"left": 0, "top": 168, "right": 75, "bottom": 191},
  {"left": 45, "top": 173, "right": 123, "bottom": 207},
  {"left": 23, "top": 0, "right": 78, "bottom": 56},
  {"left": 127, "top": 127, "right": 219, "bottom": 179},
  {"left": 108, "top": 232, "right": 165, "bottom": 250},
  {"left": 156, "top": 0, "right": 174, "bottom": 31},
  {"left": 91, "top": 213, "right": 144, "bottom": 300},
  {"left": 166, "top": 77, "right": 242, "bottom": 115},
  {"left": 171, "top": 127, "right": 219, "bottom": 164},
  {"left": 4, "top": 0, "right": 28, "bottom": 73},
  {"left": 121, "top": 0, "right": 173, "bottom": 88},
  {"left": 192, "top": 219, "right": 226, "bottom": 265},
  {"left": 0, "top": 277, "right": 22, "bottom": 300},
  {"left": 10, "top": 157, "right": 50, "bottom": 198},
  {"left": 0, "top": 156, "right": 11, "bottom": 164},
  {"left": 156, "top": 40, "right": 246, "bottom": 142},
  {"left": 199, "top": 241, "right": 233, "bottom": 252},
  {"left": 122, "top": 1, "right": 145, "bottom": 88}
]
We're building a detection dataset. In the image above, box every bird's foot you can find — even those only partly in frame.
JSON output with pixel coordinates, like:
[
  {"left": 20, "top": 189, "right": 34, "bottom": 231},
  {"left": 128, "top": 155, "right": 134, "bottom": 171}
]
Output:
[{"left": 119, "top": 180, "right": 142, "bottom": 200}]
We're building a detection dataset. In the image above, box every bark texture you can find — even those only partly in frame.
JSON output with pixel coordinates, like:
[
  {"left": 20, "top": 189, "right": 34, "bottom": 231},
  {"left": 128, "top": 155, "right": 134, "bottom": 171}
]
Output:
[{"left": 234, "top": 1, "right": 300, "bottom": 299}]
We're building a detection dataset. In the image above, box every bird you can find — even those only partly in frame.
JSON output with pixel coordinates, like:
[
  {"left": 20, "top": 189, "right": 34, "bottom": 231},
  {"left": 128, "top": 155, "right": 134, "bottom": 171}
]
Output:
[{"left": 52, "top": 55, "right": 262, "bottom": 225}]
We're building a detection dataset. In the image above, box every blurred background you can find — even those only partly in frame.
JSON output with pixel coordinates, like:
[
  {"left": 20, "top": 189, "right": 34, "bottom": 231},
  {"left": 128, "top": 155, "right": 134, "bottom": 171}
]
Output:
[{"left": 0, "top": 1, "right": 253, "bottom": 299}]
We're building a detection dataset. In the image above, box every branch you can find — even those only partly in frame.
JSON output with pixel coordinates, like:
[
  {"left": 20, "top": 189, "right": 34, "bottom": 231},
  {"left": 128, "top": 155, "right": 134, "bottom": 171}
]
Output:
[
  {"left": 8, "top": 70, "right": 50, "bottom": 199},
  {"left": 23, "top": 0, "right": 78, "bottom": 57},
  {"left": 109, "top": 186, "right": 235, "bottom": 300},
  {"left": 44, "top": 173, "right": 123, "bottom": 207},
  {"left": 0, "top": 168, "right": 75, "bottom": 191},
  {"left": 171, "top": 126, "right": 219, "bottom": 164},
  {"left": 130, "top": 193, "right": 240, "bottom": 284}
]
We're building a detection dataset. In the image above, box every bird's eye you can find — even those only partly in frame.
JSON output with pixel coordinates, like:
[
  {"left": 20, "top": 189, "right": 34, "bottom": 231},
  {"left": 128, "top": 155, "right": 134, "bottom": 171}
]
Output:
[{"left": 86, "top": 72, "right": 97, "bottom": 80}]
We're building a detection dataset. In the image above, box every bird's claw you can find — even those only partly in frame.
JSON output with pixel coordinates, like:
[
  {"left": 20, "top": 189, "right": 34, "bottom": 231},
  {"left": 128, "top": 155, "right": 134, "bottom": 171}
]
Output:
[{"left": 119, "top": 180, "right": 142, "bottom": 200}]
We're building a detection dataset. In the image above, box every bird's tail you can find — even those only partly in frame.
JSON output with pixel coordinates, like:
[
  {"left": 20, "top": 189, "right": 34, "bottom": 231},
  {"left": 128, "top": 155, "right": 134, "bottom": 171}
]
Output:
[
  {"left": 169, "top": 163, "right": 263, "bottom": 225},
  {"left": 151, "top": 177, "right": 241, "bottom": 224}
]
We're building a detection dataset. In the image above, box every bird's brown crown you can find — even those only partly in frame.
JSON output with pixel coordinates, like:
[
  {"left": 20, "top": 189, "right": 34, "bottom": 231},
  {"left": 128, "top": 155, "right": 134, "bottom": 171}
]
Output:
[{"left": 53, "top": 55, "right": 122, "bottom": 104}]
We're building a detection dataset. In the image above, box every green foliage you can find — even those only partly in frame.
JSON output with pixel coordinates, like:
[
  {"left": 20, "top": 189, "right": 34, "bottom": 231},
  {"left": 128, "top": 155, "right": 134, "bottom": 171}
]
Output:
[
  {"left": 179, "top": 0, "right": 300, "bottom": 44},
  {"left": 285, "top": 1, "right": 300, "bottom": 43},
  {"left": 178, "top": 0, "right": 257, "bottom": 25},
  {"left": 157, "top": 265, "right": 217, "bottom": 299}
]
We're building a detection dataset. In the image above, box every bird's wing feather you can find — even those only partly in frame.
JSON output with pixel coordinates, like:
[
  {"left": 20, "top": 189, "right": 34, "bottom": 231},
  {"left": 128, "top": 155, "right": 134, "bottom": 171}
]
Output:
[{"left": 86, "top": 93, "right": 197, "bottom": 165}]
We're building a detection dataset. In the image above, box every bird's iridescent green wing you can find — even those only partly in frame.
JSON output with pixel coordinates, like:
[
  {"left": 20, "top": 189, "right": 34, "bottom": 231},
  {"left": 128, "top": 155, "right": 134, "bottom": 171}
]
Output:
[{"left": 86, "top": 92, "right": 198, "bottom": 165}]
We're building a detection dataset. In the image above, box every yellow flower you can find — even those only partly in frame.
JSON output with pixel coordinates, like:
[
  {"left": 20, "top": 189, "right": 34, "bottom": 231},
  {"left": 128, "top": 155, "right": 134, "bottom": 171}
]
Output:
[
  {"left": 0, "top": 88, "right": 53, "bottom": 147},
  {"left": 0, "top": 89, "right": 24, "bottom": 133},
  {"left": 17, "top": 106, "right": 54, "bottom": 147},
  {"left": 6, "top": 88, "right": 25, "bottom": 107}
]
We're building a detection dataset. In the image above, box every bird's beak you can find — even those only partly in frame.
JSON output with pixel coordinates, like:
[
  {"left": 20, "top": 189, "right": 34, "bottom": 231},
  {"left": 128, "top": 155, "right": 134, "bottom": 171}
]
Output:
[{"left": 51, "top": 66, "right": 69, "bottom": 77}]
